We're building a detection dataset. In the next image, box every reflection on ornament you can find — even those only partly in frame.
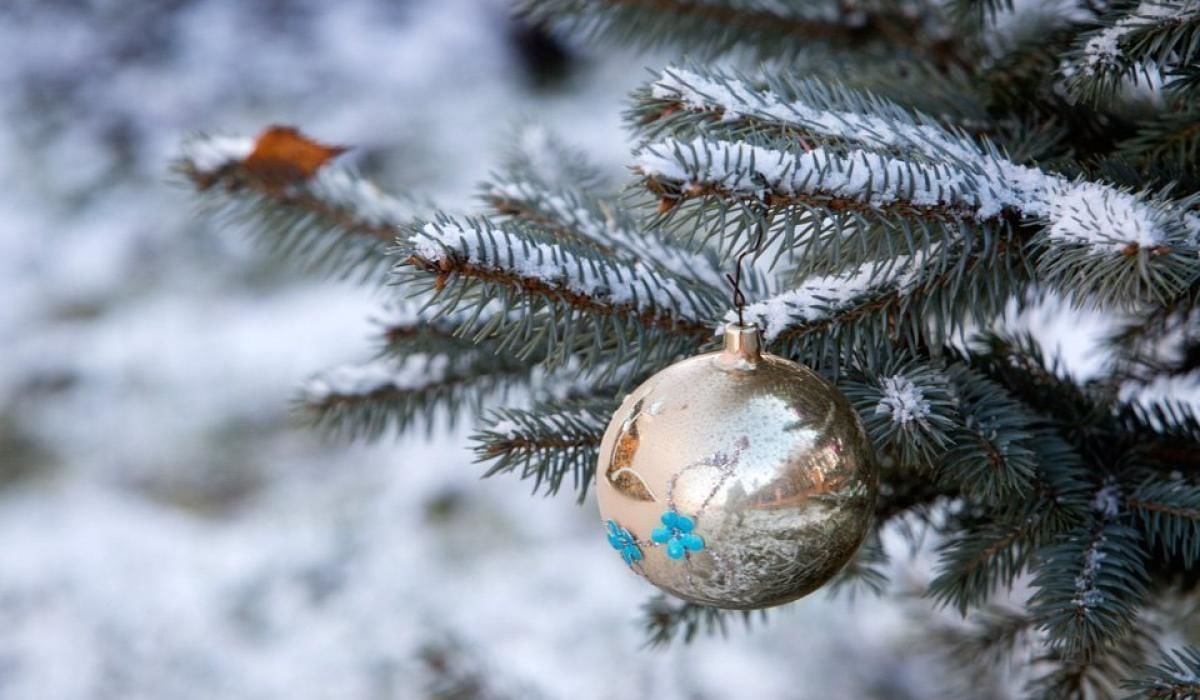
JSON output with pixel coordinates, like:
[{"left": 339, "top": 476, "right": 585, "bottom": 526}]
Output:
[
  {"left": 605, "top": 403, "right": 657, "bottom": 502},
  {"left": 596, "top": 323, "right": 878, "bottom": 610}
]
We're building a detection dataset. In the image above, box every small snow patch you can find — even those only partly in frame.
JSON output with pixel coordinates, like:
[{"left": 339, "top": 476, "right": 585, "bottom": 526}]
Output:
[
  {"left": 874, "top": 375, "right": 932, "bottom": 425},
  {"left": 179, "top": 134, "right": 255, "bottom": 173}
]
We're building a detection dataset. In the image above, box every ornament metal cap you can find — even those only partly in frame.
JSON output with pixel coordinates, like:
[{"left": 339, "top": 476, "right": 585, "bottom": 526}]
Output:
[{"left": 717, "top": 322, "right": 762, "bottom": 369}]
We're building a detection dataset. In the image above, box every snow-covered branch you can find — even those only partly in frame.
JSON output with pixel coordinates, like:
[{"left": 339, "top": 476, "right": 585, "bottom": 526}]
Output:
[
  {"left": 484, "top": 179, "right": 728, "bottom": 291},
  {"left": 638, "top": 136, "right": 1195, "bottom": 252},
  {"left": 397, "top": 215, "right": 720, "bottom": 374},
  {"left": 178, "top": 133, "right": 419, "bottom": 280},
  {"left": 521, "top": 0, "right": 959, "bottom": 65},
  {"left": 1060, "top": 0, "right": 1200, "bottom": 103},
  {"left": 641, "top": 65, "right": 976, "bottom": 162},
  {"left": 727, "top": 254, "right": 925, "bottom": 343},
  {"left": 637, "top": 135, "right": 1199, "bottom": 306},
  {"left": 1031, "top": 521, "right": 1150, "bottom": 658},
  {"left": 404, "top": 216, "right": 716, "bottom": 331},
  {"left": 300, "top": 351, "right": 531, "bottom": 439}
]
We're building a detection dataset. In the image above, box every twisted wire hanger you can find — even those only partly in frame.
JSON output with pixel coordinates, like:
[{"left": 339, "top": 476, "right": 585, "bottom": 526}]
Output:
[{"left": 725, "top": 215, "right": 768, "bottom": 327}]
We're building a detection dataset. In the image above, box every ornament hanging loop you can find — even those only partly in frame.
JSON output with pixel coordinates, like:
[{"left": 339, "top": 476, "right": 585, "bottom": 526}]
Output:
[{"left": 726, "top": 214, "right": 769, "bottom": 327}]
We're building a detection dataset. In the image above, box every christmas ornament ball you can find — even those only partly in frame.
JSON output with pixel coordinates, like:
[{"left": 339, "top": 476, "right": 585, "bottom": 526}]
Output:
[{"left": 597, "top": 323, "right": 877, "bottom": 610}]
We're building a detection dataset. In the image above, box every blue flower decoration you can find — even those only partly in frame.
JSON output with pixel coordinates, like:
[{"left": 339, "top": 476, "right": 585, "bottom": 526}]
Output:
[
  {"left": 651, "top": 510, "right": 705, "bottom": 560},
  {"left": 606, "top": 520, "right": 643, "bottom": 566}
]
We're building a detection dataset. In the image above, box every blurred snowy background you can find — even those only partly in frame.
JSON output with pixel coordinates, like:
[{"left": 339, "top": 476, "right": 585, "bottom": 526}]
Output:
[{"left": 0, "top": 1, "right": 1028, "bottom": 698}]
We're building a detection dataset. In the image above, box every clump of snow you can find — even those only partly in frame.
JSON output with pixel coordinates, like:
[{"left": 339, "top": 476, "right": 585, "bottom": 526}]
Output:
[
  {"left": 1072, "top": 536, "right": 1109, "bottom": 609},
  {"left": 1091, "top": 480, "right": 1122, "bottom": 518},
  {"left": 1080, "top": 1, "right": 1185, "bottom": 75},
  {"left": 875, "top": 375, "right": 933, "bottom": 425},
  {"left": 412, "top": 218, "right": 707, "bottom": 320},
  {"left": 179, "top": 134, "right": 255, "bottom": 173},
  {"left": 1044, "top": 180, "right": 1166, "bottom": 249},
  {"left": 308, "top": 168, "right": 414, "bottom": 229}
]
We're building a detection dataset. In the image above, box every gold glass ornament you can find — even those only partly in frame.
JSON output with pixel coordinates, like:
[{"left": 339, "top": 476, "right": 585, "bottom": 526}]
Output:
[{"left": 597, "top": 323, "right": 878, "bottom": 610}]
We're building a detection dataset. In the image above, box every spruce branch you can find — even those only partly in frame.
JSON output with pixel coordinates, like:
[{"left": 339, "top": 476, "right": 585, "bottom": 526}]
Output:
[
  {"left": 481, "top": 172, "right": 732, "bottom": 293},
  {"left": 1060, "top": 1, "right": 1200, "bottom": 105},
  {"left": 500, "top": 124, "right": 611, "bottom": 192},
  {"left": 919, "top": 604, "right": 1035, "bottom": 698},
  {"left": 1029, "top": 518, "right": 1150, "bottom": 661},
  {"left": 928, "top": 430, "right": 1089, "bottom": 614},
  {"left": 825, "top": 531, "right": 889, "bottom": 601},
  {"left": 1029, "top": 622, "right": 1162, "bottom": 700},
  {"left": 397, "top": 215, "right": 720, "bottom": 374},
  {"left": 944, "top": 0, "right": 1014, "bottom": 27},
  {"left": 176, "top": 133, "right": 413, "bottom": 282},
  {"left": 486, "top": 125, "right": 748, "bottom": 296},
  {"left": 942, "top": 368, "right": 1042, "bottom": 504},
  {"left": 639, "top": 594, "right": 761, "bottom": 647},
  {"left": 370, "top": 302, "right": 506, "bottom": 359},
  {"left": 520, "top": 0, "right": 962, "bottom": 66},
  {"left": 929, "top": 516, "right": 1042, "bottom": 615},
  {"left": 842, "top": 357, "right": 960, "bottom": 469},
  {"left": 1127, "top": 476, "right": 1200, "bottom": 569},
  {"left": 636, "top": 135, "right": 1200, "bottom": 307},
  {"left": 1123, "top": 646, "right": 1200, "bottom": 699},
  {"left": 1118, "top": 400, "right": 1200, "bottom": 481},
  {"left": 1113, "top": 109, "right": 1200, "bottom": 181},
  {"left": 298, "top": 351, "right": 532, "bottom": 440},
  {"left": 635, "top": 64, "right": 985, "bottom": 164},
  {"left": 725, "top": 234, "right": 1024, "bottom": 369},
  {"left": 473, "top": 399, "right": 613, "bottom": 502},
  {"left": 966, "top": 330, "right": 1110, "bottom": 435},
  {"left": 1167, "top": 62, "right": 1200, "bottom": 97}
]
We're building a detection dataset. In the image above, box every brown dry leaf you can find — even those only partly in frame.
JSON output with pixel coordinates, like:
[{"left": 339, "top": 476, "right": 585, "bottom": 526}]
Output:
[{"left": 241, "top": 125, "right": 348, "bottom": 190}]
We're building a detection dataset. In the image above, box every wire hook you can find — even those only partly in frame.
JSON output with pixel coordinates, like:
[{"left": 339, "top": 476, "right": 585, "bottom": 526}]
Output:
[{"left": 726, "top": 215, "right": 767, "bottom": 327}]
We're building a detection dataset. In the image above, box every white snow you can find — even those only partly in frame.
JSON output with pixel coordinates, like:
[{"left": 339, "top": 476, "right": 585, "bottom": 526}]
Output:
[
  {"left": 309, "top": 168, "right": 415, "bottom": 230},
  {"left": 1091, "top": 480, "right": 1123, "bottom": 518},
  {"left": 413, "top": 218, "right": 706, "bottom": 320},
  {"left": 644, "top": 65, "right": 1199, "bottom": 251},
  {"left": 1080, "top": 1, "right": 1185, "bottom": 75},
  {"left": 875, "top": 375, "right": 933, "bottom": 425},
  {"left": 178, "top": 134, "right": 255, "bottom": 172}
]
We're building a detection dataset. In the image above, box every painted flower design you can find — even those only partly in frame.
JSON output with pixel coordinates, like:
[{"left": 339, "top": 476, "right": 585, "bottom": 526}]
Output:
[
  {"left": 651, "top": 510, "right": 704, "bottom": 560},
  {"left": 606, "top": 520, "right": 643, "bottom": 566}
]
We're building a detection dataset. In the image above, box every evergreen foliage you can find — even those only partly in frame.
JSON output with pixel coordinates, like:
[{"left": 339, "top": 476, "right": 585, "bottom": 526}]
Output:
[{"left": 178, "top": 1, "right": 1200, "bottom": 695}]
